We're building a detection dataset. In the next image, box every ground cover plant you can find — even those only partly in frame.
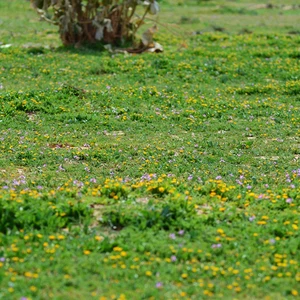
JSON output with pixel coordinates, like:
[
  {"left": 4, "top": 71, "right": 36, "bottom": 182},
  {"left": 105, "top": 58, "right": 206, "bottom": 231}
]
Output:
[{"left": 0, "top": 0, "right": 299, "bottom": 299}]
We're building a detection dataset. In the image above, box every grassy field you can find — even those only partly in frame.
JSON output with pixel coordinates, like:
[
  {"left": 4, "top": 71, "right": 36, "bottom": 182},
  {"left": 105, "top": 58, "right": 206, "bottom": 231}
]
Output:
[{"left": 0, "top": 0, "right": 299, "bottom": 299}]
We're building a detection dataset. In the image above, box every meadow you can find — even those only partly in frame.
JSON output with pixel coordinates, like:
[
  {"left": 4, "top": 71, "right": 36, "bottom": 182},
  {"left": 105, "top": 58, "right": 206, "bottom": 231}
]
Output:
[{"left": 0, "top": 0, "right": 299, "bottom": 299}]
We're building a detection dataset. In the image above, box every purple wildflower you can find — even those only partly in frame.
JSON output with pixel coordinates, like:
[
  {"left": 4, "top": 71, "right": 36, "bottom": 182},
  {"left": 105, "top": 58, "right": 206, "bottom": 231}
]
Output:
[
  {"left": 169, "top": 233, "right": 176, "bottom": 240},
  {"left": 171, "top": 255, "right": 177, "bottom": 262},
  {"left": 211, "top": 243, "right": 222, "bottom": 249},
  {"left": 57, "top": 165, "right": 65, "bottom": 172},
  {"left": 12, "top": 179, "right": 20, "bottom": 186}
]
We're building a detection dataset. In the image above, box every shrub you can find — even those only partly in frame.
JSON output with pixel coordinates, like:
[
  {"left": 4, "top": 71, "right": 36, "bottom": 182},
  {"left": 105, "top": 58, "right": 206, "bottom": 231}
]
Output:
[{"left": 30, "top": 0, "right": 159, "bottom": 46}]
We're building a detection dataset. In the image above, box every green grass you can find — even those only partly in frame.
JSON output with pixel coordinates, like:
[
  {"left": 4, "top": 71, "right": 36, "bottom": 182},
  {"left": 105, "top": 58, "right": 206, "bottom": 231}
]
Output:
[{"left": 0, "top": 0, "right": 299, "bottom": 299}]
